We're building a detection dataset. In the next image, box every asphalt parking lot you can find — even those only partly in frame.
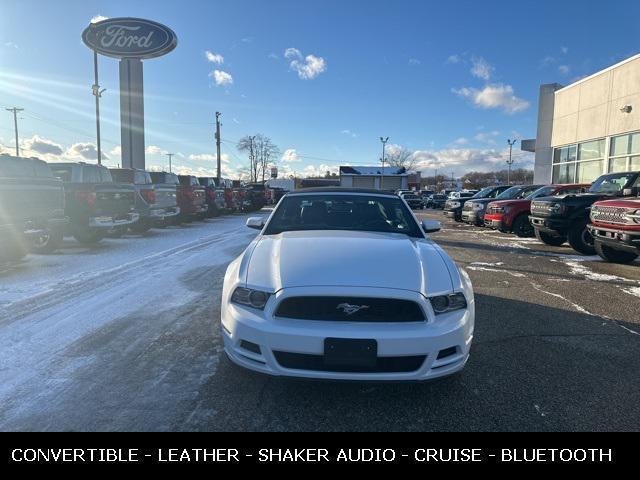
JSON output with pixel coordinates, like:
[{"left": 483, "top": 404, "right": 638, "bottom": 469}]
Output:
[{"left": 1, "top": 210, "right": 639, "bottom": 431}]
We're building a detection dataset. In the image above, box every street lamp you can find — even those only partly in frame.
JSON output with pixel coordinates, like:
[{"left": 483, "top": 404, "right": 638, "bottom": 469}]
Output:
[
  {"left": 380, "top": 136, "right": 389, "bottom": 191},
  {"left": 506, "top": 139, "right": 517, "bottom": 185}
]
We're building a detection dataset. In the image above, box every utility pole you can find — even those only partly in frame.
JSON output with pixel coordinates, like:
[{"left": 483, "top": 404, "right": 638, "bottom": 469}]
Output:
[
  {"left": 5, "top": 107, "right": 23, "bottom": 156},
  {"left": 379, "top": 136, "right": 389, "bottom": 191},
  {"left": 215, "top": 111, "right": 222, "bottom": 182},
  {"left": 92, "top": 49, "right": 106, "bottom": 165},
  {"left": 248, "top": 135, "right": 256, "bottom": 183},
  {"left": 506, "top": 139, "right": 517, "bottom": 185},
  {"left": 166, "top": 153, "right": 174, "bottom": 173}
]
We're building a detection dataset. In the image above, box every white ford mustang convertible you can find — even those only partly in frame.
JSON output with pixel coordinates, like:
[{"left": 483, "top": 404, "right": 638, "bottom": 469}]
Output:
[{"left": 221, "top": 188, "right": 474, "bottom": 381}]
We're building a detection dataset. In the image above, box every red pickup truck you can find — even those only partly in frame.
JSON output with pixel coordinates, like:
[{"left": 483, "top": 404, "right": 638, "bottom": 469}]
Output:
[
  {"left": 484, "top": 183, "right": 589, "bottom": 237},
  {"left": 588, "top": 196, "right": 640, "bottom": 264},
  {"left": 177, "top": 175, "right": 207, "bottom": 222}
]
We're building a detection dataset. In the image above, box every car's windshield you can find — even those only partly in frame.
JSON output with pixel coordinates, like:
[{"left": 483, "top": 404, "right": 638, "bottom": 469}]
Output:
[
  {"left": 527, "top": 186, "right": 556, "bottom": 199},
  {"left": 589, "top": 172, "right": 638, "bottom": 194},
  {"left": 264, "top": 194, "right": 423, "bottom": 238},
  {"left": 496, "top": 186, "right": 525, "bottom": 200},
  {"left": 472, "top": 187, "right": 495, "bottom": 198}
]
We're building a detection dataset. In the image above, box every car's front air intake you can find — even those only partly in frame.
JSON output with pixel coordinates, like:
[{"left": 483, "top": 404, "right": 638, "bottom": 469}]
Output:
[{"left": 274, "top": 296, "right": 426, "bottom": 322}]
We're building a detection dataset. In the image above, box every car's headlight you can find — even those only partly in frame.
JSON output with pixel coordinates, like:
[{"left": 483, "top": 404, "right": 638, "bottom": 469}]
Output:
[
  {"left": 549, "top": 202, "right": 562, "bottom": 213},
  {"left": 631, "top": 209, "right": 640, "bottom": 224},
  {"left": 429, "top": 292, "right": 467, "bottom": 314},
  {"left": 472, "top": 203, "right": 484, "bottom": 211},
  {"left": 450, "top": 201, "right": 461, "bottom": 208},
  {"left": 231, "top": 287, "right": 271, "bottom": 309}
]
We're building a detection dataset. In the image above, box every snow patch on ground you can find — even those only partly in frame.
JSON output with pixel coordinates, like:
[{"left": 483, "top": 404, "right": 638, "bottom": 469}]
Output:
[
  {"left": 563, "top": 260, "right": 637, "bottom": 283},
  {"left": 622, "top": 286, "right": 640, "bottom": 298},
  {"left": 470, "top": 262, "right": 505, "bottom": 267},
  {"left": 467, "top": 265, "right": 526, "bottom": 277},
  {"left": 530, "top": 283, "right": 591, "bottom": 315}
]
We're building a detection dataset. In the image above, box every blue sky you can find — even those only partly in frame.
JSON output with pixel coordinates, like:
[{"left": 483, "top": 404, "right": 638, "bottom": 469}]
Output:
[{"left": 1, "top": 0, "right": 640, "bottom": 178}]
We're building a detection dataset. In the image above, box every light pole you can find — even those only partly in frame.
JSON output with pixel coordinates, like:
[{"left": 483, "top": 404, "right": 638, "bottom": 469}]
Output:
[
  {"left": 506, "top": 139, "right": 517, "bottom": 185},
  {"left": 380, "top": 136, "right": 389, "bottom": 191},
  {"left": 166, "top": 153, "right": 174, "bottom": 173},
  {"left": 92, "top": 48, "right": 106, "bottom": 165}
]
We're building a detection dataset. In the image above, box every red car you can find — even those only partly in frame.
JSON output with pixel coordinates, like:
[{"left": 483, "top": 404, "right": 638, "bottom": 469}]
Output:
[
  {"left": 588, "top": 197, "right": 640, "bottom": 264},
  {"left": 484, "top": 183, "right": 589, "bottom": 237}
]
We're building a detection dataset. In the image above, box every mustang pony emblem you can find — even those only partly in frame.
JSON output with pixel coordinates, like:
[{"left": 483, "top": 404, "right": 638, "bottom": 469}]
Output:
[{"left": 336, "top": 303, "right": 370, "bottom": 315}]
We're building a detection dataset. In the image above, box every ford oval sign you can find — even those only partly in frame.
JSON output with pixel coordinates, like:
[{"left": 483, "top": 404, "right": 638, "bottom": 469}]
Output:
[{"left": 82, "top": 17, "right": 177, "bottom": 59}]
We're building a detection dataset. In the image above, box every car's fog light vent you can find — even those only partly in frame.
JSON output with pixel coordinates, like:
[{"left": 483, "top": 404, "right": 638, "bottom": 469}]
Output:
[
  {"left": 240, "top": 340, "right": 261, "bottom": 355},
  {"left": 437, "top": 346, "right": 458, "bottom": 360}
]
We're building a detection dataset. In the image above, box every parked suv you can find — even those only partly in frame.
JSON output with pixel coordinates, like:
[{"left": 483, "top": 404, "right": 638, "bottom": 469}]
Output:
[
  {"left": 50, "top": 162, "right": 138, "bottom": 244},
  {"left": 462, "top": 185, "right": 540, "bottom": 226},
  {"left": 0, "top": 155, "right": 68, "bottom": 260},
  {"left": 426, "top": 194, "right": 447, "bottom": 209},
  {"left": 444, "top": 186, "right": 507, "bottom": 222},
  {"left": 198, "top": 177, "right": 227, "bottom": 217},
  {"left": 587, "top": 184, "right": 640, "bottom": 264},
  {"left": 176, "top": 175, "right": 207, "bottom": 222},
  {"left": 110, "top": 168, "right": 179, "bottom": 233},
  {"left": 485, "top": 184, "right": 589, "bottom": 237},
  {"left": 530, "top": 171, "right": 640, "bottom": 254},
  {"left": 401, "top": 192, "right": 424, "bottom": 209}
]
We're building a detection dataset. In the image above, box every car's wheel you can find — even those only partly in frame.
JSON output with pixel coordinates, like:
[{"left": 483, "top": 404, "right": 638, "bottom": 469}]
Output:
[
  {"left": 512, "top": 214, "right": 534, "bottom": 237},
  {"left": 31, "top": 228, "right": 63, "bottom": 254},
  {"left": 594, "top": 241, "right": 638, "bottom": 264},
  {"left": 567, "top": 222, "right": 596, "bottom": 255},
  {"left": 534, "top": 228, "right": 566, "bottom": 246},
  {"left": 72, "top": 226, "right": 104, "bottom": 244},
  {"left": 129, "top": 222, "right": 151, "bottom": 235}
]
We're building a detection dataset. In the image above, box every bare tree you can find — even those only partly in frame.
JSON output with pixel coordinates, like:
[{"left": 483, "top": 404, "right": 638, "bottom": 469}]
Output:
[
  {"left": 237, "top": 134, "right": 279, "bottom": 182},
  {"left": 385, "top": 146, "right": 417, "bottom": 171}
]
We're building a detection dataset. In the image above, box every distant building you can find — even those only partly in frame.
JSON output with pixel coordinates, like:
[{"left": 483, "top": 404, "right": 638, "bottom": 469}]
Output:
[
  {"left": 266, "top": 178, "right": 295, "bottom": 191},
  {"left": 339, "top": 166, "right": 419, "bottom": 191},
  {"left": 526, "top": 52, "right": 640, "bottom": 184},
  {"left": 299, "top": 178, "right": 341, "bottom": 189}
]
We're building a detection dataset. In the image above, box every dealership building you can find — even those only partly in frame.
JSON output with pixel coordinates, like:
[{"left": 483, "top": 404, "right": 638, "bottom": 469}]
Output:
[{"left": 527, "top": 53, "right": 640, "bottom": 184}]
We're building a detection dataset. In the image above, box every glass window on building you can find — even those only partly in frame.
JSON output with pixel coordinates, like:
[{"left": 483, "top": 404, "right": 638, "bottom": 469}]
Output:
[
  {"left": 630, "top": 156, "right": 640, "bottom": 171},
  {"left": 610, "top": 134, "right": 629, "bottom": 157},
  {"left": 552, "top": 162, "right": 576, "bottom": 184},
  {"left": 609, "top": 157, "right": 629, "bottom": 173},
  {"left": 578, "top": 139, "right": 605, "bottom": 160},
  {"left": 576, "top": 159, "right": 603, "bottom": 183}
]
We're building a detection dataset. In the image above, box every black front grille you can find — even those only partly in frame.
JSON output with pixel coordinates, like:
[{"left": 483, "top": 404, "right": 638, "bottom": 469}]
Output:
[
  {"left": 274, "top": 296, "right": 426, "bottom": 322},
  {"left": 273, "top": 351, "right": 426, "bottom": 373}
]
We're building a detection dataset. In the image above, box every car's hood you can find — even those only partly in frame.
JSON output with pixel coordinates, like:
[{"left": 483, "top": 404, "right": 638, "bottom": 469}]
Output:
[
  {"left": 488, "top": 199, "right": 531, "bottom": 208},
  {"left": 242, "top": 230, "right": 454, "bottom": 295}
]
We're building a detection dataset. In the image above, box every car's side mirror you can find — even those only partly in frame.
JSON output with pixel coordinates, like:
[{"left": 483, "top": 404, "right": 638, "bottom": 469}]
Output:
[
  {"left": 246, "top": 217, "right": 265, "bottom": 230},
  {"left": 422, "top": 219, "right": 441, "bottom": 233}
]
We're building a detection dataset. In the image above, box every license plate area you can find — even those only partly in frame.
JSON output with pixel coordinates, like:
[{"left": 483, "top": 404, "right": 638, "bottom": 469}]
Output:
[{"left": 324, "top": 338, "right": 377, "bottom": 368}]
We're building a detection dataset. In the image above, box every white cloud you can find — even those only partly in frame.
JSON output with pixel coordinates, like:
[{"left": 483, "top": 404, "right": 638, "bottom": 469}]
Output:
[
  {"left": 210, "top": 70, "right": 233, "bottom": 86},
  {"left": 302, "top": 164, "right": 339, "bottom": 177},
  {"left": 205, "top": 51, "right": 224, "bottom": 64},
  {"left": 66, "top": 142, "right": 105, "bottom": 161},
  {"left": 558, "top": 65, "right": 570, "bottom": 75},
  {"left": 561, "top": 46, "right": 569, "bottom": 54},
  {"left": 411, "top": 147, "right": 534, "bottom": 176},
  {"left": 284, "top": 48, "right": 326, "bottom": 80},
  {"left": 281, "top": 149, "right": 301, "bottom": 162},
  {"left": 341, "top": 129, "right": 358, "bottom": 138},
  {"left": 452, "top": 84, "right": 530, "bottom": 114},
  {"left": 4, "top": 41, "right": 18, "bottom": 49},
  {"left": 90, "top": 15, "right": 108, "bottom": 23},
  {"left": 268, "top": 52, "right": 279, "bottom": 60},
  {"left": 109, "top": 146, "right": 121, "bottom": 157},
  {"left": 408, "top": 58, "right": 421, "bottom": 65},
  {"left": 446, "top": 54, "right": 461, "bottom": 64},
  {"left": 474, "top": 130, "right": 500, "bottom": 144},
  {"left": 21, "top": 135, "right": 64, "bottom": 156},
  {"left": 146, "top": 145, "right": 167, "bottom": 155},
  {"left": 188, "top": 153, "right": 215, "bottom": 161},
  {"left": 453, "top": 137, "right": 469, "bottom": 146},
  {"left": 470, "top": 56, "right": 493, "bottom": 81}
]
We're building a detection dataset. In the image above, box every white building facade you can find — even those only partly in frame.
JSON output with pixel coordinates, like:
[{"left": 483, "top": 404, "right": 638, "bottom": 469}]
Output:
[
  {"left": 529, "top": 53, "right": 640, "bottom": 184},
  {"left": 339, "top": 166, "right": 411, "bottom": 191}
]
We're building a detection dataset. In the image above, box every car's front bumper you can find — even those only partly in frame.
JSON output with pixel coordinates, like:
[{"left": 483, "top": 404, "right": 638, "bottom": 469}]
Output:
[
  {"left": 588, "top": 224, "right": 640, "bottom": 252},
  {"left": 89, "top": 213, "right": 139, "bottom": 229},
  {"left": 461, "top": 210, "right": 484, "bottom": 224},
  {"left": 529, "top": 215, "right": 567, "bottom": 234},
  {"left": 221, "top": 287, "right": 474, "bottom": 381}
]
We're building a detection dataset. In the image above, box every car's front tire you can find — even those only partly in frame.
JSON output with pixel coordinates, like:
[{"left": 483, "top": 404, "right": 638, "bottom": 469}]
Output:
[
  {"left": 594, "top": 241, "right": 638, "bottom": 264},
  {"left": 567, "top": 222, "right": 595, "bottom": 255},
  {"left": 534, "top": 228, "right": 566, "bottom": 246}
]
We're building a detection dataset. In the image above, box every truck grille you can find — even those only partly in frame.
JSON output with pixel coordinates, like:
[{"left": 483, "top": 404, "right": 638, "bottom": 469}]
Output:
[
  {"left": 274, "top": 296, "right": 426, "bottom": 322},
  {"left": 462, "top": 202, "right": 473, "bottom": 212},
  {"left": 486, "top": 205, "right": 502, "bottom": 214},
  {"left": 530, "top": 201, "right": 552, "bottom": 216},
  {"left": 590, "top": 205, "right": 629, "bottom": 225}
]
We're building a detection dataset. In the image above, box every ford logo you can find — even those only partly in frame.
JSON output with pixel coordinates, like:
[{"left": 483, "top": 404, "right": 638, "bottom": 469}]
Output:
[{"left": 82, "top": 17, "right": 177, "bottom": 59}]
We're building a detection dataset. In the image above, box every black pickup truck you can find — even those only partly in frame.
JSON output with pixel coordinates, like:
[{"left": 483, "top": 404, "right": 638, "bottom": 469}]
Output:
[
  {"left": 0, "top": 155, "right": 68, "bottom": 260},
  {"left": 50, "top": 162, "right": 138, "bottom": 244},
  {"left": 529, "top": 171, "right": 640, "bottom": 254}
]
